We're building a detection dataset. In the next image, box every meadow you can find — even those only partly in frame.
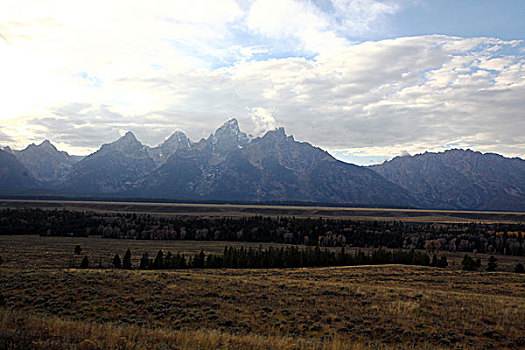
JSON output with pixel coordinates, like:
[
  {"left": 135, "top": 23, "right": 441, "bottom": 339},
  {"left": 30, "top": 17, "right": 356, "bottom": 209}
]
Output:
[
  {"left": 1, "top": 235, "right": 525, "bottom": 349},
  {"left": 2, "top": 199, "right": 525, "bottom": 223}
]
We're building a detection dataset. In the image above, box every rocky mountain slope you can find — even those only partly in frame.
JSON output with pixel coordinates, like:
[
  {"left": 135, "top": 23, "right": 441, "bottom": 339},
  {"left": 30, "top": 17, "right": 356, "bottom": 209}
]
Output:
[
  {"left": 13, "top": 140, "right": 81, "bottom": 184},
  {"left": 370, "top": 149, "right": 525, "bottom": 211},
  {"left": 138, "top": 125, "right": 414, "bottom": 206},
  {"left": 59, "top": 131, "right": 156, "bottom": 194},
  {"left": 0, "top": 149, "right": 40, "bottom": 192}
]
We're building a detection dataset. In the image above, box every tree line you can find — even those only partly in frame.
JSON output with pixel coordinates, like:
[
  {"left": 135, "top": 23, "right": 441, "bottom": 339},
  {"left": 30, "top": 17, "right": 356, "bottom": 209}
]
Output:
[
  {"left": 71, "top": 246, "right": 525, "bottom": 273},
  {"left": 79, "top": 246, "right": 447, "bottom": 270},
  {"left": 1, "top": 208, "right": 524, "bottom": 256}
]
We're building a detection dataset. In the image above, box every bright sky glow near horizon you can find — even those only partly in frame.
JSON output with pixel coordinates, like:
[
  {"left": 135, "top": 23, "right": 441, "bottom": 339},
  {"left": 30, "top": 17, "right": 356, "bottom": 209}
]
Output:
[{"left": 1, "top": 0, "right": 524, "bottom": 165}]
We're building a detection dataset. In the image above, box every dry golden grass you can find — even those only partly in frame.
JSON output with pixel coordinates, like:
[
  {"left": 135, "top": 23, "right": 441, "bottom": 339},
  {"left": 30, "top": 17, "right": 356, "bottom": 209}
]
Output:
[
  {"left": 2, "top": 266, "right": 524, "bottom": 349},
  {"left": 1, "top": 236, "right": 525, "bottom": 349},
  {"left": 1, "top": 310, "right": 376, "bottom": 350}
]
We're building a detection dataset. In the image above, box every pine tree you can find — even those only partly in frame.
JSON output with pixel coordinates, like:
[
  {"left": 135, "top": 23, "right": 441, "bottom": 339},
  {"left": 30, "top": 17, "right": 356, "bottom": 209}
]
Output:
[
  {"left": 461, "top": 255, "right": 477, "bottom": 271},
  {"left": 164, "top": 251, "right": 173, "bottom": 269},
  {"left": 74, "top": 245, "right": 82, "bottom": 255},
  {"left": 123, "top": 249, "right": 132, "bottom": 269},
  {"left": 514, "top": 263, "right": 525, "bottom": 273},
  {"left": 112, "top": 253, "right": 122, "bottom": 268},
  {"left": 475, "top": 258, "right": 482, "bottom": 269},
  {"left": 199, "top": 250, "right": 206, "bottom": 267},
  {"left": 438, "top": 256, "right": 448, "bottom": 268},
  {"left": 153, "top": 250, "right": 164, "bottom": 269},
  {"left": 431, "top": 254, "right": 438, "bottom": 267},
  {"left": 486, "top": 256, "right": 497, "bottom": 271},
  {"left": 80, "top": 256, "right": 89, "bottom": 268},
  {"left": 139, "top": 252, "right": 150, "bottom": 269}
]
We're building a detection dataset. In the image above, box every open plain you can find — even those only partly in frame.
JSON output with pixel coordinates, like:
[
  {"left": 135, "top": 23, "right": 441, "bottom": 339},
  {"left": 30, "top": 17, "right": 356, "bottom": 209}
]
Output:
[
  {"left": 1, "top": 199, "right": 525, "bottom": 223},
  {"left": 1, "top": 235, "right": 525, "bottom": 349}
]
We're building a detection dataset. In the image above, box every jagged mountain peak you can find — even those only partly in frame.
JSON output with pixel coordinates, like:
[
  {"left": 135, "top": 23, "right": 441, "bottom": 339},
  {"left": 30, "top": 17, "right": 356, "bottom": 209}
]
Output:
[
  {"left": 260, "top": 127, "right": 291, "bottom": 141},
  {"left": 18, "top": 139, "right": 67, "bottom": 157},
  {"left": 213, "top": 118, "right": 243, "bottom": 136},
  {"left": 12, "top": 139, "right": 76, "bottom": 183},
  {"left": 120, "top": 131, "right": 138, "bottom": 141},
  {"left": 36, "top": 139, "right": 59, "bottom": 152},
  {"left": 147, "top": 130, "right": 191, "bottom": 166},
  {"left": 221, "top": 117, "right": 239, "bottom": 128},
  {"left": 99, "top": 131, "right": 148, "bottom": 158},
  {"left": 40, "top": 139, "right": 53, "bottom": 146},
  {"left": 107, "top": 131, "right": 140, "bottom": 147},
  {"left": 20, "top": 139, "right": 61, "bottom": 153},
  {"left": 161, "top": 131, "right": 190, "bottom": 147},
  {"left": 210, "top": 118, "right": 249, "bottom": 151}
]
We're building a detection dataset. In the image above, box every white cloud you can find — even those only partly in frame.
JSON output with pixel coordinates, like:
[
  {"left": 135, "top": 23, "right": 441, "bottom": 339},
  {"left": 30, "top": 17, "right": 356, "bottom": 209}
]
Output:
[
  {"left": 330, "top": 0, "right": 400, "bottom": 34},
  {"left": 1, "top": 1, "right": 524, "bottom": 164},
  {"left": 246, "top": 0, "right": 401, "bottom": 54},
  {"left": 250, "top": 107, "right": 277, "bottom": 137}
]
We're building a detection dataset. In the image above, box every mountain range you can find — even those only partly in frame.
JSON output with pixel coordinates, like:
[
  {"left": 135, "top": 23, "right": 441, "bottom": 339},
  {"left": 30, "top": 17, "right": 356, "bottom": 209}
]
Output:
[{"left": 1, "top": 118, "right": 524, "bottom": 211}]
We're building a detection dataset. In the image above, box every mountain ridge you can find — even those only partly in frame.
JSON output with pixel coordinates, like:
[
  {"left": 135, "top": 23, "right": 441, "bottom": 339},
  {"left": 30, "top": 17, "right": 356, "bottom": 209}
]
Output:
[
  {"left": 2, "top": 120, "right": 525, "bottom": 211},
  {"left": 370, "top": 148, "right": 525, "bottom": 211},
  {"left": 12, "top": 140, "right": 81, "bottom": 184}
]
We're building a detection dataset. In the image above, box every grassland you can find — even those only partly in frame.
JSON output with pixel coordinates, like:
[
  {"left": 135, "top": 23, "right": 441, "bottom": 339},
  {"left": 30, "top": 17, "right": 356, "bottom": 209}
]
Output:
[
  {"left": 1, "top": 199, "right": 525, "bottom": 223},
  {"left": 1, "top": 235, "right": 525, "bottom": 349}
]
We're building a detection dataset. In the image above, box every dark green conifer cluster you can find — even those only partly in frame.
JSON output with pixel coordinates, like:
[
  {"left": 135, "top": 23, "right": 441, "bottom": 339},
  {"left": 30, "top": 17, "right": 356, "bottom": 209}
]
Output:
[
  {"left": 461, "top": 255, "right": 482, "bottom": 271},
  {"left": 134, "top": 247, "right": 443, "bottom": 270}
]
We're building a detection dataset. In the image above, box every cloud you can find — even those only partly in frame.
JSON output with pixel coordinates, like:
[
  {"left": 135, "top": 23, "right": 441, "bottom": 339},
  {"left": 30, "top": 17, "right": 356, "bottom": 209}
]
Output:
[
  {"left": 246, "top": 0, "right": 402, "bottom": 54},
  {"left": 0, "top": 128, "right": 14, "bottom": 144},
  {"left": 1, "top": 1, "right": 524, "bottom": 164},
  {"left": 250, "top": 107, "right": 278, "bottom": 137},
  {"left": 5, "top": 35, "right": 525, "bottom": 161}
]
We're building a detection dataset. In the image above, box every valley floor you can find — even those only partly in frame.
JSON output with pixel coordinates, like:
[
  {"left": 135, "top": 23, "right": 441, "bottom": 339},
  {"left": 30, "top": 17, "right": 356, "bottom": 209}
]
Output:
[
  {"left": 1, "top": 236, "right": 525, "bottom": 349},
  {"left": 2, "top": 199, "right": 525, "bottom": 223}
]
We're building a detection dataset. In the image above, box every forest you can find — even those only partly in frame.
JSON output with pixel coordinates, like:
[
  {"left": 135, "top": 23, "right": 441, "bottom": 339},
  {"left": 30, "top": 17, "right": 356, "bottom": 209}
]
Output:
[{"left": 1, "top": 208, "right": 524, "bottom": 256}]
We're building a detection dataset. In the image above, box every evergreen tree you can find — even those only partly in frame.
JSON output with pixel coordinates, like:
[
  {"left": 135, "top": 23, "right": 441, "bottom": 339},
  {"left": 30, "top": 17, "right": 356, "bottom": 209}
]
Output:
[
  {"left": 112, "top": 253, "right": 122, "bottom": 268},
  {"left": 173, "top": 253, "right": 188, "bottom": 269},
  {"left": 461, "top": 255, "right": 478, "bottom": 271},
  {"left": 475, "top": 258, "right": 482, "bottom": 269},
  {"left": 74, "top": 245, "right": 82, "bottom": 255},
  {"left": 153, "top": 250, "right": 164, "bottom": 269},
  {"left": 123, "top": 249, "right": 132, "bottom": 269},
  {"left": 164, "top": 251, "right": 173, "bottom": 269},
  {"left": 139, "top": 252, "right": 150, "bottom": 269},
  {"left": 80, "top": 256, "right": 89, "bottom": 268},
  {"left": 486, "top": 255, "right": 497, "bottom": 271},
  {"left": 193, "top": 250, "right": 205, "bottom": 268},
  {"left": 431, "top": 254, "right": 438, "bottom": 267},
  {"left": 438, "top": 256, "right": 448, "bottom": 268},
  {"left": 514, "top": 263, "right": 525, "bottom": 273}
]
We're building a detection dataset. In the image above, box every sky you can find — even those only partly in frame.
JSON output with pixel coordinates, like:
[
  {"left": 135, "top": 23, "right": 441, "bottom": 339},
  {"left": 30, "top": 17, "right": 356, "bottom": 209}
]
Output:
[{"left": 1, "top": 0, "right": 524, "bottom": 165}]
